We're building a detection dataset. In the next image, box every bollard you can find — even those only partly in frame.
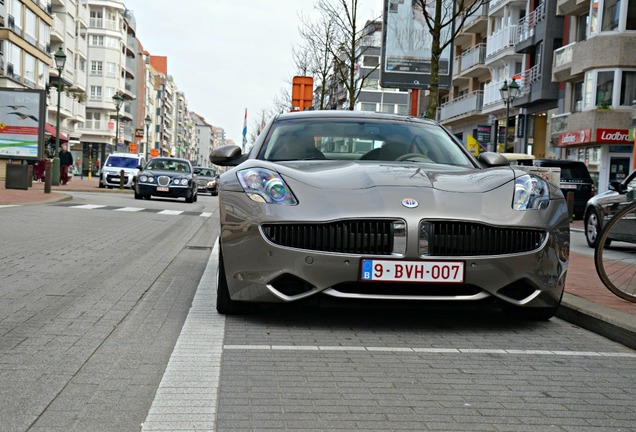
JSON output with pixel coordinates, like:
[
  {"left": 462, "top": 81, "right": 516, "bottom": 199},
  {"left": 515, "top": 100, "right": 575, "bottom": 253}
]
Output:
[
  {"left": 44, "top": 160, "right": 52, "bottom": 194},
  {"left": 119, "top": 169, "right": 125, "bottom": 189},
  {"left": 566, "top": 191, "right": 574, "bottom": 221}
]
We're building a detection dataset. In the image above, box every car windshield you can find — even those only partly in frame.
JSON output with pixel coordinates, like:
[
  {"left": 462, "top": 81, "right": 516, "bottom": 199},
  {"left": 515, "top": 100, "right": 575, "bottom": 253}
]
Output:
[
  {"left": 147, "top": 159, "right": 190, "bottom": 173},
  {"left": 195, "top": 168, "right": 216, "bottom": 177},
  {"left": 258, "top": 118, "right": 473, "bottom": 167},
  {"left": 105, "top": 156, "right": 140, "bottom": 169}
]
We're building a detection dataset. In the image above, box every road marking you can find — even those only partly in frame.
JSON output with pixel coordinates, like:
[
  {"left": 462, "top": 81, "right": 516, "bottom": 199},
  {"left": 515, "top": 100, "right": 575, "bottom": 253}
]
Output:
[
  {"left": 223, "top": 345, "right": 636, "bottom": 358},
  {"left": 114, "top": 206, "right": 145, "bottom": 212},
  {"left": 157, "top": 209, "right": 184, "bottom": 216},
  {"left": 200, "top": 212, "right": 212, "bottom": 218},
  {"left": 70, "top": 204, "right": 106, "bottom": 209},
  {"left": 0, "top": 205, "right": 19, "bottom": 208},
  {"left": 142, "top": 239, "right": 224, "bottom": 432}
]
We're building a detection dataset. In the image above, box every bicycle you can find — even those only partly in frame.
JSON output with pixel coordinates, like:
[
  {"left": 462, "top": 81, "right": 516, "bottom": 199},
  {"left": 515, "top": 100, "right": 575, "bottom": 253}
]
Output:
[{"left": 594, "top": 199, "right": 636, "bottom": 302}]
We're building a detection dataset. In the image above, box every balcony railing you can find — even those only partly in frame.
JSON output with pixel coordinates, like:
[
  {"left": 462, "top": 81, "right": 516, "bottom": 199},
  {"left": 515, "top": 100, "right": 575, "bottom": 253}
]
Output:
[
  {"left": 461, "top": 3, "right": 487, "bottom": 28},
  {"left": 483, "top": 80, "right": 505, "bottom": 106},
  {"left": 460, "top": 43, "right": 487, "bottom": 73},
  {"left": 550, "top": 113, "right": 569, "bottom": 135},
  {"left": 486, "top": 25, "right": 518, "bottom": 58},
  {"left": 517, "top": 2, "right": 546, "bottom": 44},
  {"left": 554, "top": 43, "right": 574, "bottom": 68},
  {"left": 440, "top": 91, "right": 484, "bottom": 120},
  {"left": 516, "top": 64, "right": 542, "bottom": 95},
  {"left": 89, "top": 18, "right": 117, "bottom": 30}
]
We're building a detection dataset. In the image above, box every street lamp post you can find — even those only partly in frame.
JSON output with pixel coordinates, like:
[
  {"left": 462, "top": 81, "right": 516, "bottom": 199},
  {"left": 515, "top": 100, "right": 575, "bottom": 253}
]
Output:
[
  {"left": 499, "top": 78, "right": 520, "bottom": 153},
  {"left": 49, "top": 47, "right": 67, "bottom": 188},
  {"left": 112, "top": 92, "right": 124, "bottom": 152},
  {"left": 144, "top": 114, "right": 151, "bottom": 162}
]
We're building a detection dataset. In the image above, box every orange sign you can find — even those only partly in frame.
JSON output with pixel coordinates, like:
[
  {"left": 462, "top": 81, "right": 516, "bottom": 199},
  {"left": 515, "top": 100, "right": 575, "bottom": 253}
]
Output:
[
  {"left": 150, "top": 148, "right": 159, "bottom": 157},
  {"left": 291, "top": 76, "right": 314, "bottom": 111},
  {"left": 129, "top": 143, "right": 137, "bottom": 153}
]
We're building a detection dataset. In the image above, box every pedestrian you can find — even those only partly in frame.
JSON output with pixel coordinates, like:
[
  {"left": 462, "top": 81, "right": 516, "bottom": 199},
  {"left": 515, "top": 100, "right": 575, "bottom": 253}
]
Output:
[
  {"left": 94, "top": 158, "right": 100, "bottom": 175},
  {"left": 59, "top": 143, "right": 73, "bottom": 185},
  {"left": 35, "top": 159, "right": 45, "bottom": 182}
]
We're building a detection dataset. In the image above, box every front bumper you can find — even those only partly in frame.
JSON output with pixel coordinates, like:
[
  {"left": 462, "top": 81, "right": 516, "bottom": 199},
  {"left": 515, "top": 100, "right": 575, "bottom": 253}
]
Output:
[
  {"left": 137, "top": 183, "right": 191, "bottom": 198},
  {"left": 102, "top": 171, "right": 134, "bottom": 188},
  {"left": 219, "top": 188, "right": 570, "bottom": 310}
]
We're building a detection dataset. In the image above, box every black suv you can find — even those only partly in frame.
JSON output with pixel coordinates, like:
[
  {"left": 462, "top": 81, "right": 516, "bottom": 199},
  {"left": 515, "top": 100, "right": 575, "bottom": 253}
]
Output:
[{"left": 531, "top": 159, "right": 594, "bottom": 219}]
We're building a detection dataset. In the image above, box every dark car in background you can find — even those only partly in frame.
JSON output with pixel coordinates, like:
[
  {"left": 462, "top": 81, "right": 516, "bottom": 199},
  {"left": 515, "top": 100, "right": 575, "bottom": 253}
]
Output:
[
  {"left": 584, "top": 169, "right": 636, "bottom": 247},
  {"left": 134, "top": 157, "right": 198, "bottom": 203},
  {"left": 193, "top": 167, "right": 218, "bottom": 195}
]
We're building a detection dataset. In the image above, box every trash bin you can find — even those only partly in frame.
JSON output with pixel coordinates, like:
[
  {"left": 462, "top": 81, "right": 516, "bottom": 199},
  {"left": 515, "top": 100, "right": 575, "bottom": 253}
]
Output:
[{"left": 5, "top": 164, "right": 29, "bottom": 190}]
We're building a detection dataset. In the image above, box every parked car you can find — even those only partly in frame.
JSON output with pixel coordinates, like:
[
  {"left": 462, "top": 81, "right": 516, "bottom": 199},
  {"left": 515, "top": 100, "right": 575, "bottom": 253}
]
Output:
[
  {"left": 209, "top": 111, "right": 570, "bottom": 320},
  {"left": 133, "top": 157, "right": 198, "bottom": 203},
  {"left": 512, "top": 159, "right": 594, "bottom": 220},
  {"left": 99, "top": 153, "right": 146, "bottom": 189},
  {"left": 584, "top": 169, "right": 636, "bottom": 247},
  {"left": 193, "top": 167, "right": 218, "bottom": 195}
]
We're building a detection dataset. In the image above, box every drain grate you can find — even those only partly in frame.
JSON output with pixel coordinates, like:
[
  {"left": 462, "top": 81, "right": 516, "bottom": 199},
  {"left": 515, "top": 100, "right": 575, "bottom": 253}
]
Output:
[{"left": 185, "top": 245, "right": 213, "bottom": 250}]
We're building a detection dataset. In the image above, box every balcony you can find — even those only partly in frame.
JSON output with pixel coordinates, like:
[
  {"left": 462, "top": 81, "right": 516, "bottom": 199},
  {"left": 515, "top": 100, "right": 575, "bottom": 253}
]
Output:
[
  {"left": 557, "top": 0, "right": 589, "bottom": 16},
  {"left": 483, "top": 80, "right": 506, "bottom": 107},
  {"left": 50, "top": 14, "right": 65, "bottom": 43},
  {"left": 516, "top": 2, "right": 546, "bottom": 45},
  {"left": 552, "top": 43, "right": 574, "bottom": 81},
  {"left": 439, "top": 91, "right": 484, "bottom": 122},
  {"left": 89, "top": 18, "right": 118, "bottom": 31},
  {"left": 550, "top": 108, "right": 632, "bottom": 139},
  {"left": 458, "top": 43, "right": 488, "bottom": 78},
  {"left": 486, "top": 25, "right": 518, "bottom": 59}
]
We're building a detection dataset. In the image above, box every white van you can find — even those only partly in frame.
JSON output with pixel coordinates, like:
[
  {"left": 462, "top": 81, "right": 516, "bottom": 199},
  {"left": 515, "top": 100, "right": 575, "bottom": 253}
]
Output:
[{"left": 99, "top": 153, "right": 146, "bottom": 189}]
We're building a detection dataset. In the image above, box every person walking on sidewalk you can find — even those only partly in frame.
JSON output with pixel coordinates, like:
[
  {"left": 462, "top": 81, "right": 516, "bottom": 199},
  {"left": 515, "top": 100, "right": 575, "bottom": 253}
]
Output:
[{"left": 59, "top": 143, "right": 73, "bottom": 185}]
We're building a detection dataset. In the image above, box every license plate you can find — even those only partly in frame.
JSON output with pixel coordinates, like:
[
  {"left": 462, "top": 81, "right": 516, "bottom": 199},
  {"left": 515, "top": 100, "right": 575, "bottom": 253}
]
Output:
[
  {"left": 560, "top": 184, "right": 577, "bottom": 189},
  {"left": 157, "top": 186, "right": 169, "bottom": 192},
  {"left": 361, "top": 260, "right": 464, "bottom": 283}
]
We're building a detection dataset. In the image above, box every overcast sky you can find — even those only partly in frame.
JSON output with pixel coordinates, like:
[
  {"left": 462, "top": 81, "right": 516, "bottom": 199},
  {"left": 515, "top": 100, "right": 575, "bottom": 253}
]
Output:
[{"left": 122, "top": 0, "right": 383, "bottom": 144}]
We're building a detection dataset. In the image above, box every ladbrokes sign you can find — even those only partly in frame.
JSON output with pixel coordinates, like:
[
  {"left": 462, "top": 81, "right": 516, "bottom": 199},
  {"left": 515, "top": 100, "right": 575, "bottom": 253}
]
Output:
[
  {"left": 558, "top": 129, "right": 591, "bottom": 146},
  {"left": 596, "top": 128, "right": 630, "bottom": 143}
]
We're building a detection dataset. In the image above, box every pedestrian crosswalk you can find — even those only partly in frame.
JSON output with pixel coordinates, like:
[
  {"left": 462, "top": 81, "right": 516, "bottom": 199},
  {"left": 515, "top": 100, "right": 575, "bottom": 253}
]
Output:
[{"left": 55, "top": 203, "right": 213, "bottom": 218}]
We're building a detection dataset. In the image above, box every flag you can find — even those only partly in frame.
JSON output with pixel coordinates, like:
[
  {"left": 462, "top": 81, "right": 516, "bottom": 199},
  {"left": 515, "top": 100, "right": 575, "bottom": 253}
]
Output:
[{"left": 242, "top": 108, "right": 247, "bottom": 151}]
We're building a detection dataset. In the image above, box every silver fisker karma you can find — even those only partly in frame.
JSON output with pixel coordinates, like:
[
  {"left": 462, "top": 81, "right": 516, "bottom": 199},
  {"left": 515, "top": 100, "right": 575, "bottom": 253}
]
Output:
[{"left": 210, "top": 111, "right": 570, "bottom": 320}]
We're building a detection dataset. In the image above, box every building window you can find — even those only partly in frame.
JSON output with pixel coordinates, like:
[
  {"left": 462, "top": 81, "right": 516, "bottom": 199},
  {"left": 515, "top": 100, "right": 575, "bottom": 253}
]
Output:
[
  {"left": 360, "top": 102, "right": 376, "bottom": 111},
  {"left": 24, "top": 53, "right": 35, "bottom": 88},
  {"left": 90, "top": 86, "right": 102, "bottom": 100},
  {"left": 572, "top": 81, "right": 584, "bottom": 112},
  {"left": 576, "top": 14, "right": 589, "bottom": 41},
  {"left": 24, "top": 9, "right": 37, "bottom": 46},
  {"left": 396, "top": 104, "right": 408, "bottom": 115},
  {"left": 363, "top": 56, "right": 379, "bottom": 67},
  {"left": 589, "top": 0, "right": 635, "bottom": 33},
  {"left": 602, "top": 0, "right": 621, "bottom": 31},
  {"left": 596, "top": 71, "right": 614, "bottom": 107},
  {"left": 628, "top": 0, "right": 636, "bottom": 29},
  {"left": 90, "top": 35, "right": 104, "bottom": 46},
  {"left": 87, "top": 111, "right": 101, "bottom": 129},
  {"left": 620, "top": 70, "right": 636, "bottom": 105},
  {"left": 90, "top": 60, "right": 102, "bottom": 74},
  {"left": 362, "top": 78, "right": 378, "bottom": 90},
  {"left": 106, "top": 62, "right": 116, "bottom": 77}
]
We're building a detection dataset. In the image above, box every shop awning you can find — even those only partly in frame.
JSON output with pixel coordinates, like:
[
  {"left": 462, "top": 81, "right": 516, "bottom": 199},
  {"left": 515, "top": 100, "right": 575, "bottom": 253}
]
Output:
[{"left": 45, "top": 123, "right": 69, "bottom": 142}]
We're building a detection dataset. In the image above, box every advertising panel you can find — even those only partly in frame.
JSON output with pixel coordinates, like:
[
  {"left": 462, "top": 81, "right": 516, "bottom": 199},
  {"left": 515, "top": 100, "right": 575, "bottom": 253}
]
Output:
[
  {"left": 380, "top": 0, "right": 453, "bottom": 89},
  {"left": 0, "top": 88, "right": 46, "bottom": 160},
  {"left": 595, "top": 128, "right": 630, "bottom": 144},
  {"left": 558, "top": 129, "right": 592, "bottom": 146}
]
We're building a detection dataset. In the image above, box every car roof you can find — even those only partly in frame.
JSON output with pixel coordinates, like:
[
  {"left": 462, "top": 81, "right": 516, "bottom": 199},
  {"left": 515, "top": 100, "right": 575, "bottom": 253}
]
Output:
[{"left": 274, "top": 110, "right": 439, "bottom": 126}]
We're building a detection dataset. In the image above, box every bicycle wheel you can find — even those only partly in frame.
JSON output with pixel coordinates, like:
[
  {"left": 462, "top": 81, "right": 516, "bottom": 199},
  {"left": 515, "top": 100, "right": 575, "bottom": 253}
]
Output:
[{"left": 594, "top": 201, "right": 636, "bottom": 302}]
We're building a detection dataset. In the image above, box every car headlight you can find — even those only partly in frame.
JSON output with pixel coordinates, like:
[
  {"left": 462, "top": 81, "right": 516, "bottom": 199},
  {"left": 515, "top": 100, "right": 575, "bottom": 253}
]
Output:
[
  {"left": 206, "top": 180, "right": 215, "bottom": 188},
  {"left": 139, "top": 175, "right": 148, "bottom": 182},
  {"left": 175, "top": 178, "right": 188, "bottom": 185},
  {"left": 237, "top": 168, "right": 298, "bottom": 205},
  {"left": 513, "top": 174, "right": 550, "bottom": 210}
]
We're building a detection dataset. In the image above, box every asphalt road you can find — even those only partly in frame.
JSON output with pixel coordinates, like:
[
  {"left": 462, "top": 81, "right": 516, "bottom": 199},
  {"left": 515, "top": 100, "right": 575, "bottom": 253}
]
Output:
[{"left": 0, "top": 192, "right": 635, "bottom": 432}]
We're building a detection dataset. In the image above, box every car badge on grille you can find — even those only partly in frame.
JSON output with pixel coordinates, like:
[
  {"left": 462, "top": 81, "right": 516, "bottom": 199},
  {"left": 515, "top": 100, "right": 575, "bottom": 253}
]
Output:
[{"left": 402, "top": 198, "right": 418, "bottom": 208}]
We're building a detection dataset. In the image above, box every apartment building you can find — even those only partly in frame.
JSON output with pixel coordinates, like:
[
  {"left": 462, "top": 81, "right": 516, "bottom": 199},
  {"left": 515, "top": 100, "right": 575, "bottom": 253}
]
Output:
[
  {"left": 78, "top": 0, "right": 135, "bottom": 172},
  {"left": 551, "top": 0, "right": 636, "bottom": 191},
  {"left": 194, "top": 112, "right": 213, "bottom": 167}
]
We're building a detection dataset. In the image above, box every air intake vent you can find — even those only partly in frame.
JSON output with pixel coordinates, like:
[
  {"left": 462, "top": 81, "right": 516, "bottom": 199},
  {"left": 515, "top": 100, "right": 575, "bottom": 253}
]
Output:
[
  {"left": 262, "top": 220, "right": 396, "bottom": 255},
  {"left": 423, "top": 221, "right": 546, "bottom": 256}
]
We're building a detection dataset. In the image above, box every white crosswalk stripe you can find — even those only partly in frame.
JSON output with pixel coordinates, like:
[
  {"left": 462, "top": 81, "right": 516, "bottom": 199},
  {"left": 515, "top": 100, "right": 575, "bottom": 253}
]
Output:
[
  {"left": 200, "top": 212, "right": 212, "bottom": 218},
  {"left": 157, "top": 210, "right": 184, "bottom": 216},
  {"left": 70, "top": 204, "right": 107, "bottom": 209},
  {"left": 114, "top": 207, "right": 145, "bottom": 212}
]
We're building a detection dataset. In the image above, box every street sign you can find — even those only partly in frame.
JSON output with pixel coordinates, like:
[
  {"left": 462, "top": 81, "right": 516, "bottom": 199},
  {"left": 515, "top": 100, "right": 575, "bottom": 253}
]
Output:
[{"left": 150, "top": 148, "right": 159, "bottom": 157}]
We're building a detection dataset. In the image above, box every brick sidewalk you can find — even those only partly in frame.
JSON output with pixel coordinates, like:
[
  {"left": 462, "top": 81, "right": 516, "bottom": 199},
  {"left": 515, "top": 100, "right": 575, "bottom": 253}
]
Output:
[{"left": 1, "top": 178, "right": 634, "bottom": 318}]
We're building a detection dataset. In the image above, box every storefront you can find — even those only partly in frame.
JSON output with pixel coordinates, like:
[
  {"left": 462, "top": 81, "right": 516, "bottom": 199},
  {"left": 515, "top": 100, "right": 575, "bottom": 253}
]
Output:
[{"left": 557, "top": 128, "right": 633, "bottom": 193}]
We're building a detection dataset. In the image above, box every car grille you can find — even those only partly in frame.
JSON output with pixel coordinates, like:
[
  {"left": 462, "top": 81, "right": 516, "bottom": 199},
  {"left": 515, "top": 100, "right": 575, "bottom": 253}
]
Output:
[
  {"left": 262, "top": 220, "right": 397, "bottom": 255},
  {"left": 158, "top": 176, "right": 170, "bottom": 186},
  {"left": 422, "top": 221, "right": 547, "bottom": 256}
]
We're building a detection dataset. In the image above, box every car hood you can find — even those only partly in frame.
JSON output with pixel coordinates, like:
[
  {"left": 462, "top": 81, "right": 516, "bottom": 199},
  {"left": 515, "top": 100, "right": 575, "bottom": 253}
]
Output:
[
  {"left": 140, "top": 169, "right": 192, "bottom": 176},
  {"left": 273, "top": 161, "right": 515, "bottom": 193}
]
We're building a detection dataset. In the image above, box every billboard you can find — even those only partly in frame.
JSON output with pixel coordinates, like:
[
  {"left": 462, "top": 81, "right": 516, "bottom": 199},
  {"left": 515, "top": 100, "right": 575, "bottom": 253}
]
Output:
[
  {"left": 0, "top": 87, "right": 46, "bottom": 161},
  {"left": 380, "top": 0, "right": 454, "bottom": 89}
]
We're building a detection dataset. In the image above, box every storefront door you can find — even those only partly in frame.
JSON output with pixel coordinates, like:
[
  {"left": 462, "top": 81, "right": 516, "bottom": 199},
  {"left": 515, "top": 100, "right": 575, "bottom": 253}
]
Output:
[{"left": 609, "top": 157, "right": 631, "bottom": 183}]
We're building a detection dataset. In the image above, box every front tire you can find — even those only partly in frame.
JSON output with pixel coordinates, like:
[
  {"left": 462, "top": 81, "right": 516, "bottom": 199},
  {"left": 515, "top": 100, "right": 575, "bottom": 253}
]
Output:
[
  {"left": 216, "top": 249, "right": 252, "bottom": 314},
  {"left": 585, "top": 210, "right": 610, "bottom": 248},
  {"left": 134, "top": 190, "right": 142, "bottom": 200}
]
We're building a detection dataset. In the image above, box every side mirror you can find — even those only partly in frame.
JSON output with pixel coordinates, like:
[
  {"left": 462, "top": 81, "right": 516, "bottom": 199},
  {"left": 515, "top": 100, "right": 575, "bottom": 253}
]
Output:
[
  {"left": 210, "top": 145, "right": 246, "bottom": 166},
  {"left": 136, "top": 165, "right": 143, "bottom": 170},
  {"left": 609, "top": 180, "right": 627, "bottom": 193},
  {"left": 478, "top": 152, "right": 510, "bottom": 167}
]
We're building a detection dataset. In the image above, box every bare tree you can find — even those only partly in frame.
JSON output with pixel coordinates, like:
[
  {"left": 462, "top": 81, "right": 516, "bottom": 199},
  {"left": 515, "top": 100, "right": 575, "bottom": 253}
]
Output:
[
  {"left": 315, "top": 0, "right": 379, "bottom": 110},
  {"left": 413, "top": 0, "right": 488, "bottom": 119},
  {"left": 296, "top": 10, "right": 338, "bottom": 110}
]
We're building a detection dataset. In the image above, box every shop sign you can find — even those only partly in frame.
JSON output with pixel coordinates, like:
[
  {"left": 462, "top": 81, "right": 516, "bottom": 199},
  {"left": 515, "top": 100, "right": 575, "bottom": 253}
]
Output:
[
  {"left": 596, "top": 128, "right": 630, "bottom": 143},
  {"left": 558, "top": 129, "right": 591, "bottom": 146},
  {"left": 476, "top": 125, "right": 491, "bottom": 145}
]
